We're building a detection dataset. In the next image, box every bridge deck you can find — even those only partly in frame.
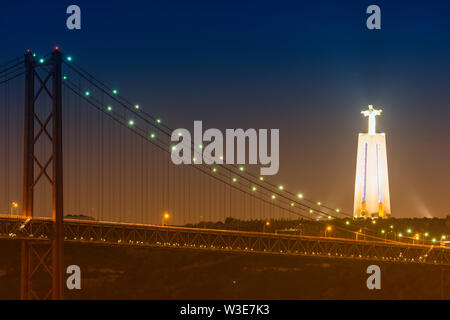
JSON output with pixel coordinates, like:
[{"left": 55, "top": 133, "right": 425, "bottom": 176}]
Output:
[{"left": 0, "top": 216, "right": 449, "bottom": 265}]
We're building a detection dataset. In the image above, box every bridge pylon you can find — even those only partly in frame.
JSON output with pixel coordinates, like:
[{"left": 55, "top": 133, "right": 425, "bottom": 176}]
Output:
[{"left": 20, "top": 49, "right": 64, "bottom": 300}]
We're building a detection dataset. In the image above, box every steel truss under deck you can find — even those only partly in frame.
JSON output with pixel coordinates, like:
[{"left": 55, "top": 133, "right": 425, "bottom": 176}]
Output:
[{"left": 1, "top": 216, "right": 449, "bottom": 266}]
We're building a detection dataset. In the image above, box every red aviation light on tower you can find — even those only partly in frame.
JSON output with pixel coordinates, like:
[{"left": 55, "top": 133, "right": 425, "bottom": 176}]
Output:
[{"left": 54, "top": 45, "right": 60, "bottom": 51}]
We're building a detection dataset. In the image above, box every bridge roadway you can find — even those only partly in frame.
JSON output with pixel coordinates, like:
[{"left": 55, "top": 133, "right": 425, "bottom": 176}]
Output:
[{"left": 0, "top": 216, "right": 449, "bottom": 265}]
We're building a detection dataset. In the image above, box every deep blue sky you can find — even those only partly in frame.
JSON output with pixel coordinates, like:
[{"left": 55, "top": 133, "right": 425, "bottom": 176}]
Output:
[{"left": 2, "top": 0, "right": 450, "bottom": 217}]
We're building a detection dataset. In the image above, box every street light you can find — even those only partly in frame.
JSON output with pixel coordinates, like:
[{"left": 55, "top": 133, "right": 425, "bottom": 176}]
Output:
[
  {"left": 325, "top": 225, "right": 332, "bottom": 237},
  {"left": 10, "top": 202, "right": 19, "bottom": 216},
  {"left": 263, "top": 221, "right": 270, "bottom": 233},
  {"left": 422, "top": 232, "right": 429, "bottom": 244},
  {"left": 440, "top": 235, "right": 447, "bottom": 247},
  {"left": 162, "top": 212, "right": 170, "bottom": 226},
  {"left": 356, "top": 228, "right": 362, "bottom": 241}
]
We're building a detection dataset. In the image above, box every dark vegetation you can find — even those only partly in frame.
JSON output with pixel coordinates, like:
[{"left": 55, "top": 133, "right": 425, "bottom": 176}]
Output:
[
  {"left": 186, "top": 217, "right": 450, "bottom": 244},
  {"left": 0, "top": 241, "right": 448, "bottom": 299}
]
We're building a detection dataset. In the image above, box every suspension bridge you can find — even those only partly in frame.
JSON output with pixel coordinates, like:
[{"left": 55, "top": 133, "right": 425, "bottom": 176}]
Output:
[{"left": 0, "top": 48, "right": 449, "bottom": 300}]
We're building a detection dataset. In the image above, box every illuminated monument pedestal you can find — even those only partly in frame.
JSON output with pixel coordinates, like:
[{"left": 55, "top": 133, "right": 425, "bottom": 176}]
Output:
[{"left": 353, "top": 105, "right": 391, "bottom": 218}]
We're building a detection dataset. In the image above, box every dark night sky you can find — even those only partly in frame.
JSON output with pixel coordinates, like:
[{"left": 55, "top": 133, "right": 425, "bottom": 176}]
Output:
[{"left": 2, "top": 0, "right": 450, "bottom": 218}]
